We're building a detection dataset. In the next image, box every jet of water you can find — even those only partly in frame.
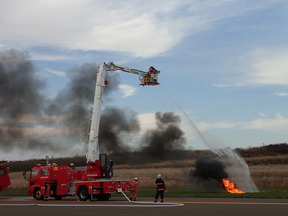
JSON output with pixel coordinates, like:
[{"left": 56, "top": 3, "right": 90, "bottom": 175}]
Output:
[{"left": 160, "top": 84, "right": 258, "bottom": 192}]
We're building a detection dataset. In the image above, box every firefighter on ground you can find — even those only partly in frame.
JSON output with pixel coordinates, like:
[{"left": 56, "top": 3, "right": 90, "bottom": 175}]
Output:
[
  {"left": 154, "top": 174, "right": 166, "bottom": 203},
  {"left": 129, "top": 177, "right": 138, "bottom": 201}
]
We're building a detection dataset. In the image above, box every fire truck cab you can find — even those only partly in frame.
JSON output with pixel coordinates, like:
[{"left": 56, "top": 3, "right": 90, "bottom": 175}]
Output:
[{"left": 0, "top": 161, "right": 11, "bottom": 193}]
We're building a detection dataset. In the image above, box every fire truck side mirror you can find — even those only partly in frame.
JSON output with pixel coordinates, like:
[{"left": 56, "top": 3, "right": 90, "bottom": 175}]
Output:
[{"left": 109, "top": 160, "right": 114, "bottom": 167}]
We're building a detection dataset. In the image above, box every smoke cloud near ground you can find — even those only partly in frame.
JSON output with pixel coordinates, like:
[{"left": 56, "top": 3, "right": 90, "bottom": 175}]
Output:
[
  {"left": 190, "top": 155, "right": 228, "bottom": 192},
  {"left": 193, "top": 155, "right": 228, "bottom": 180},
  {"left": 190, "top": 152, "right": 258, "bottom": 192}
]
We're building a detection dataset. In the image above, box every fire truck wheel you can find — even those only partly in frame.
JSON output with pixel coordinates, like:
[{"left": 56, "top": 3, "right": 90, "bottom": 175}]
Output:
[
  {"left": 78, "top": 187, "right": 89, "bottom": 201},
  {"left": 34, "top": 188, "right": 44, "bottom": 200}
]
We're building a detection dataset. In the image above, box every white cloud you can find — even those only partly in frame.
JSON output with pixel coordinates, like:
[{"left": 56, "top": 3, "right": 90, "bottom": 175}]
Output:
[
  {"left": 118, "top": 84, "right": 136, "bottom": 98},
  {"left": 0, "top": 0, "right": 280, "bottom": 58},
  {"left": 274, "top": 92, "right": 288, "bottom": 97},
  {"left": 258, "top": 112, "right": 266, "bottom": 118},
  {"left": 195, "top": 114, "right": 288, "bottom": 131},
  {"left": 44, "top": 69, "right": 67, "bottom": 77},
  {"left": 197, "top": 121, "right": 239, "bottom": 131},
  {"left": 214, "top": 49, "right": 288, "bottom": 87},
  {"left": 213, "top": 82, "right": 248, "bottom": 88},
  {"left": 0, "top": 0, "right": 188, "bottom": 58},
  {"left": 30, "top": 53, "right": 74, "bottom": 61},
  {"left": 241, "top": 116, "right": 288, "bottom": 130},
  {"left": 249, "top": 50, "right": 288, "bottom": 85}
]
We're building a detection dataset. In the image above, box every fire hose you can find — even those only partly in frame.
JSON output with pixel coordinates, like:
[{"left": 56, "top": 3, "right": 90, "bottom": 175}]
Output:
[{"left": 117, "top": 188, "right": 184, "bottom": 207}]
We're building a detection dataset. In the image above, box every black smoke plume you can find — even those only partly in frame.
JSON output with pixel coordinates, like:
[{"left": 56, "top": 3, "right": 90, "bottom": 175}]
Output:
[
  {"left": 140, "top": 112, "right": 186, "bottom": 160},
  {"left": 0, "top": 50, "right": 58, "bottom": 152},
  {"left": 0, "top": 50, "right": 45, "bottom": 118},
  {"left": 99, "top": 107, "right": 140, "bottom": 153},
  {"left": 0, "top": 49, "right": 188, "bottom": 162},
  {"left": 46, "top": 63, "right": 141, "bottom": 155},
  {"left": 45, "top": 63, "right": 120, "bottom": 142},
  {"left": 191, "top": 155, "right": 228, "bottom": 191},
  {"left": 0, "top": 49, "right": 140, "bottom": 158}
]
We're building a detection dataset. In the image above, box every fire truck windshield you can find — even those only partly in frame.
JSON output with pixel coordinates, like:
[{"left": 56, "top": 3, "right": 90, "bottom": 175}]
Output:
[
  {"left": 41, "top": 169, "right": 48, "bottom": 176},
  {"left": 31, "top": 170, "right": 38, "bottom": 178},
  {"left": 0, "top": 168, "right": 4, "bottom": 175}
]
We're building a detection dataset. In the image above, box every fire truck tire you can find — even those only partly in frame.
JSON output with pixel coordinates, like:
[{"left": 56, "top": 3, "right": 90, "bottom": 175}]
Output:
[
  {"left": 78, "top": 187, "right": 89, "bottom": 201},
  {"left": 34, "top": 188, "right": 44, "bottom": 200}
]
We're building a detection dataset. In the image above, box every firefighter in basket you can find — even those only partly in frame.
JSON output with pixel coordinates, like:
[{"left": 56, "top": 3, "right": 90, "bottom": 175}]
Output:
[{"left": 140, "top": 66, "right": 159, "bottom": 85}]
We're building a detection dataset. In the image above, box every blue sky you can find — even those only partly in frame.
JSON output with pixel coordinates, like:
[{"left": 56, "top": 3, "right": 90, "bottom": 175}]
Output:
[{"left": 0, "top": 0, "right": 288, "bottom": 160}]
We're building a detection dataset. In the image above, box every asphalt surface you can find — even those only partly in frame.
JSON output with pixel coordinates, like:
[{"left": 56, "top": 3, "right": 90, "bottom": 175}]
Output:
[{"left": 1, "top": 196, "right": 288, "bottom": 216}]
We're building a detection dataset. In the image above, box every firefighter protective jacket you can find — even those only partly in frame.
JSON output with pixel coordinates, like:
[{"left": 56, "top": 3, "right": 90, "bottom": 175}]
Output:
[{"left": 155, "top": 178, "right": 165, "bottom": 191}]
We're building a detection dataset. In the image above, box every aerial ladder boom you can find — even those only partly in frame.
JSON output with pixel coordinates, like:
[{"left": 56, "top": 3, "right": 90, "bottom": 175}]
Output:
[
  {"left": 105, "top": 62, "right": 160, "bottom": 86},
  {"left": 105, "top": 62, "right": 148, "bottom": 76},
  {"left": 86, "top": 62, "right": 159, "bottom": 163}
]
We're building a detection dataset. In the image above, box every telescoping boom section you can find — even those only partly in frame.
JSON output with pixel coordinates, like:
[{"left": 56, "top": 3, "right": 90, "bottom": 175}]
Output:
[
  {"left": 0, "top": 161, "right": 10, "bottom": 193},
  {"left": 27, "top": 62, "right": 160, "bottom": 201}
]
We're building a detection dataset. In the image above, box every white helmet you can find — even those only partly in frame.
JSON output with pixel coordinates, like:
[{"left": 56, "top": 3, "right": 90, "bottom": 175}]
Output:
[
  {"left": 157, "top": 174, "right": 162, "bottom": 179},
  {"left": 135, "top": 177, "right": 138, "bottom": 181}
]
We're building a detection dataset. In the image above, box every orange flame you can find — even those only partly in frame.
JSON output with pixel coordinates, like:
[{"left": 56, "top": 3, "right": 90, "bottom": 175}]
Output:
[{"left": 222, "top": 178, "right": 245, "bottom": 194}]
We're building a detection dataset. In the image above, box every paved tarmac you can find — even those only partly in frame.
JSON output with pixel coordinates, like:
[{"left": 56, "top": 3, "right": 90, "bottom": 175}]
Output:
[{"left": 1, "top": 196, "right": 288, "bottom": 216}]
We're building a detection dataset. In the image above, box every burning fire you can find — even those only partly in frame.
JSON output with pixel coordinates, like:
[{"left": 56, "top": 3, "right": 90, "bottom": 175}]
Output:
[{"left": 222, "top": 178, "right": 245, "bottom": 194}]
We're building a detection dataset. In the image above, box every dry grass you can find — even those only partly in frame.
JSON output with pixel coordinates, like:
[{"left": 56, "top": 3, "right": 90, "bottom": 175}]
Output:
[
  {"left": 9, "top": 172, "right": 27, "bottom": 189},
  {"left": 113, "top": 167, "right": 191, "bottom": 189},
  {"left": 245, "top": 155, "right": 288, "bottom": 165},
  {"left": 249, "top": 165, "right": 288, "bottom": 188}
]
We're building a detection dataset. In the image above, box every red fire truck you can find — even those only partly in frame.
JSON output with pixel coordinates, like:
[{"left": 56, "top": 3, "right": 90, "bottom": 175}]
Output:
[
  {"left": 27, "top": 62, "right": 159, "bottom": 201},
  {"left": 28, "top": 155, "right": 130, "bottom": 200},
  {"left": 0, "top": 161, "right": 10, "bottom": 193}
]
